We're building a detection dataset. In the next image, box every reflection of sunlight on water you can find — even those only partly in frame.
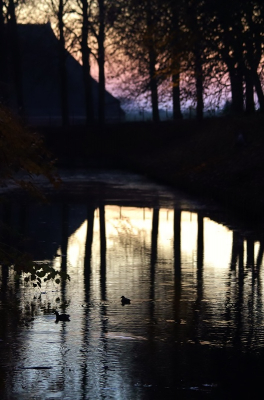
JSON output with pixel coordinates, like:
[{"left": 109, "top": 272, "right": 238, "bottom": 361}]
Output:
[
  {"left": 54, "top": 207, "right": 264, "bottom": 315},
  {"left": 67, "top": 220, "right": 87, "bottom": 270},
  {"left": 181, "top": 211, "right": 197, "bottom": 268},
  {"left": 4, "top": 201, "right": 264, "bottom": 399},
  {"left": 204, "top": 218, "right": 232, "bottom": 269}
]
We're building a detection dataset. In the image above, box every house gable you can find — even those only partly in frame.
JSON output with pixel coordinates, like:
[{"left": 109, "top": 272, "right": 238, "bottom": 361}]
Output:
[{"left": 8, "top": 23, "right": 125, "bottom": 124}]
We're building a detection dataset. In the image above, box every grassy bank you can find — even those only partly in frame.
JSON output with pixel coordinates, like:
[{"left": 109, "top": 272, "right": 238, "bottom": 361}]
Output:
[{"left": 39, "top": 114, "right": 264, "bottom": 222}]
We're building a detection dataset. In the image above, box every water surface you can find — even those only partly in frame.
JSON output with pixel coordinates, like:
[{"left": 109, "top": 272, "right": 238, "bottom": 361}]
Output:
[{"left": 0, "top": 170, "right": 264, "bottom": 399}]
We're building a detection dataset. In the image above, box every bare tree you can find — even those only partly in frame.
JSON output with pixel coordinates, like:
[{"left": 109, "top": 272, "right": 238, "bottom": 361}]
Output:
[
  {"left": 97, "top": 0, "right": 105, "bottom": 123},
  {"left": 42, "top": 0, "right": 95, "bottom": 125},
  {"left": 109, "top": 0, "right": 166, "bottom": 122},
  {"left": 44, "top": 0, "right": 71, "bottom": 126},
  {"left": 79, "top": 0, "right": 94, "bottom": 124}
]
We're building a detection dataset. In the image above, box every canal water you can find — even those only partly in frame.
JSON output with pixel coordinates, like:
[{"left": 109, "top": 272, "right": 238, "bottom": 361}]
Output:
[{"left": 0, "top": 170, "right": 264, "bottom": 399}]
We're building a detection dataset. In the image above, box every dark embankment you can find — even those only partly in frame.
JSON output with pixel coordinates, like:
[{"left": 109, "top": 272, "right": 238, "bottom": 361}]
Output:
[{"left": 38, "top": 114, "right": 264, "bottom": 223}]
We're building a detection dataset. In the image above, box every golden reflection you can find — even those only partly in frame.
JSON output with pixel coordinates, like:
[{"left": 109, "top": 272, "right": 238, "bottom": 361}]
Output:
[
  {"left": 203, "top": 218, "right": 232, "bottom": 269},
  {"left": 181, "top": 211, "right": 197, "bottom": 267},
  {"left": 67, "top": 221, "right": 88, "bottom": 270},
  {"left": 57, "top": 207, "right": 246, "bottom": 276},
  {"left": 52, "top": 205, "right": 264, "bottom": 315},
  {"left": 5, "top": 202, "right": 264, "bottom": 400}
]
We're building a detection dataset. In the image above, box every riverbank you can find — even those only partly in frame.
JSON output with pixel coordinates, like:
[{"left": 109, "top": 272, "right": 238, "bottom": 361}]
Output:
[{"left": 39, "top": 114, "right": 264, "bottom": 223}]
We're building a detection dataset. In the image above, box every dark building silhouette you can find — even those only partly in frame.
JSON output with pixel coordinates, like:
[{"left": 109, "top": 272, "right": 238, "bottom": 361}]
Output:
[{"left": 7, "top": 23, "right": 125, "bottom": 124}]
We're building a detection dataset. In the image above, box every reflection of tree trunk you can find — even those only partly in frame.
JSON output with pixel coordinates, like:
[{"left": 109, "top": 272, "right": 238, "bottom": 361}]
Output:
[
  {"left": 174, "top": 271, "right": 181, "bottom": 322},
  {"left": 61, "top": 204, "right": 68, "bottom": 304},
  {"left": 151, "top": 208, "right": 159, "bottom": 267},
  {"left": 231, "top": 232, "right": 239, "bottom": 270},
  {"left": 99, "top": 206, "right": 106, "bottom": 300},
  {"left": 58, "top": 0, "right": 69, "bottom": 126},
  {"left": 195, "top": 214, "right": 204, "bottom": 342},
  {"left": 98, "top": 0, "right": 105, "bottom": 124},
  {"left": 61, "top": 204, "right": 68, "bottom": 273},
  {"left": 81, "top": 271, "right": 91, "bottom": 393},
  {"left": 173, "top": 210, "right": 181, "bottom": 277},
  {"left": 150, "top": 208, "right": 159, "bottom": 303},
  {"left": 82, "top": 207, "right": 92, "bottom": 390},
  {"left": 191, "top": 214, "right": 204, "bottom": 343},
  {"left": 235, "top": 238, "right": 244, "bottom": 347},
  {"left": 149, "top": 208, "right": 159, "bottom": 325},
  {"left": 246, "top": 238, "right": 254, "bottom": 268},
  {"left": 238, "top": 237, "right": 244, "bottom": 283},
  {"left": 230, "top": 232, "right": 244, "bottom": 275},
  {"left": 84, "top": 207, "right": 94, "bottom": 275},
  {"left": 256, "top": 241, "right": 264, "bottom": 274},
  {"left": 99, "top": 206, "right": 106, "bottom": 259},
  {"left": 100, "top": 302, "right": 108, "bottom": 378},
  {"left": 174, "top": 210, "right": 181, "bottom": 325},
  {"left": 197, "top": 213, "right": 203, "bottom": 283},
  {"left": 84, "top": 252, "right": 91, "bottom": 304},
  {"left": 224, "top": 275, "right": 232, "bottom": 343},
  {"left": 234, "top": 282, "right": 243, "bottom": 348}
]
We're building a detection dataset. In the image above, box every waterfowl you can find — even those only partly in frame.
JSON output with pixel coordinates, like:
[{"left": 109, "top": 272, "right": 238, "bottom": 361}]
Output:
[
  {"left": 54, "top": 311, "right": 70, "bottom": 322},
  {"left": 121, "top": 296, "right": 131, "bottom": 305}
]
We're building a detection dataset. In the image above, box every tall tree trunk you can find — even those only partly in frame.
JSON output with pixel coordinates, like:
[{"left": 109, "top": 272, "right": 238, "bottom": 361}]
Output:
[
  {"left": 149, "top": 48, "right": 159, "bottom": 123},
  {"left": 220, "top": 15, "right": 244, "bottom": 116},
  {"left": 172, "top": 72, "right": 182, "bottom": 120},
  {"left": 222, "top": 51, "right": 244, "bottom": 115},
  {"left": 252, "top": 70, "right": 264, "bottom": 112},
  {"left": 171, "top": 5, "right": 182, "bottom": 120},
  {"left": 8, "top": 0, "right": 24, "bottom": 117},
  {"left": 146, "top": 1, "right": 159, "bottom": 123},
  {"left": 245, "top": 68, "right": 255, "bottom": 114},
  {"left": 98, "top": 0, "right": 105, "bottom": 124},
  {"left": 244, "top": 3, "right": 263, "bottom": 112},
  {"left": 58, "top": 0, "right": 69, "bottom": 126},
  {"left": 194, "top": 47, "right": 203, "bottom": 120},
  {"left": 188, "top": 0, "right": 203, "bottom": 120},
  {"left": 229, "top": 67, "right": 244, "bottom": 115},
  {"left": 81, "top": 0, "right": 94, "bottom": 125}
]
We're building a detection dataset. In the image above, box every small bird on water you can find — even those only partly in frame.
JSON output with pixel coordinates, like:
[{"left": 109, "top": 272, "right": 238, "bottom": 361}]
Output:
[
  {"left": 54, "top": 311, "right": 70, "bottom": 322},
  {"left": 121, "top": 296, "right": 131, "bottom": 305}
]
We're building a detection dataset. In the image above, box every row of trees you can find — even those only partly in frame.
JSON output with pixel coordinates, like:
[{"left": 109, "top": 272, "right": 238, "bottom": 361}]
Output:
[
  {"left": 2, "top": 0, "right": 264, "bottom": 123},
  {"left": 111, "top": 0, "right": 264, "bottom": 121}
]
